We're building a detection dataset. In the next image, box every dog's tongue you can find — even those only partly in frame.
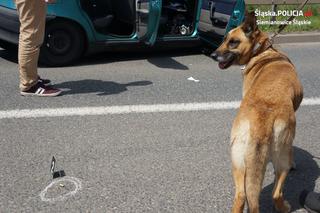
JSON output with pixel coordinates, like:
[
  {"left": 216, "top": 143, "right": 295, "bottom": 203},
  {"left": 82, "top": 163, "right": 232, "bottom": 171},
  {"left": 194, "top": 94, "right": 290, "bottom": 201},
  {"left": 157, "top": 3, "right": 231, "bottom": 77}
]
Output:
[{"left": 219, "top": 62, "right": 227, "bottom": 69}]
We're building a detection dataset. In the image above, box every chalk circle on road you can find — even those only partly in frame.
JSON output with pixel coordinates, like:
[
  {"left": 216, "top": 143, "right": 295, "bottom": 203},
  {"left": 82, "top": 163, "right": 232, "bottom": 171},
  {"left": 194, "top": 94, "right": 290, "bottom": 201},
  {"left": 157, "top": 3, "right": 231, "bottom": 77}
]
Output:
[{"left": 39, "top": 176, "right": 82, "bottom": 202}]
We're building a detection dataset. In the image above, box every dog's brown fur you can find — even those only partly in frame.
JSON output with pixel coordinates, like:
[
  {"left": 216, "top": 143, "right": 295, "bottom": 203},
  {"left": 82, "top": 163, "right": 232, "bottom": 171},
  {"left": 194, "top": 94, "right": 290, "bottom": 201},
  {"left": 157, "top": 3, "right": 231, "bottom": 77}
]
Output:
[{"left": 212, "top": 11, "right": 303, "bottom": 213}]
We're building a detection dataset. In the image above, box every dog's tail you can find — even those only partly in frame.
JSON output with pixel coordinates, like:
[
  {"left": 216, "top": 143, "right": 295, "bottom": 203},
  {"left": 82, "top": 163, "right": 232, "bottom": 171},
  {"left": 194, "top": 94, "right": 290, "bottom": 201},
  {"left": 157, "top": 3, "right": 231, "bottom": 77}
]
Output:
[{"left": 244, "top": 138, "right": 270, "bottom": 213}]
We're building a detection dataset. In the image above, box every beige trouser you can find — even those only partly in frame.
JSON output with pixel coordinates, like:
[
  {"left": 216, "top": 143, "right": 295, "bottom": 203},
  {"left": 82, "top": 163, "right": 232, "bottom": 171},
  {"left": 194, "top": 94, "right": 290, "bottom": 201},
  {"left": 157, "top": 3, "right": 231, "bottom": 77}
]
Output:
[{"left": 15, "top": 0, "right": 47, "bottom": 91}]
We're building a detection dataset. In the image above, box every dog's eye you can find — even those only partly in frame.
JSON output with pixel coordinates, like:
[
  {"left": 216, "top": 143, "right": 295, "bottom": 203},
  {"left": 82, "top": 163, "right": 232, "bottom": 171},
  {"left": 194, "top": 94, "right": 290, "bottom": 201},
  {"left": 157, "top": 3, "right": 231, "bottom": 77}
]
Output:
[{"left": 228, "top": 39, "right": 240, "bottom": 48}]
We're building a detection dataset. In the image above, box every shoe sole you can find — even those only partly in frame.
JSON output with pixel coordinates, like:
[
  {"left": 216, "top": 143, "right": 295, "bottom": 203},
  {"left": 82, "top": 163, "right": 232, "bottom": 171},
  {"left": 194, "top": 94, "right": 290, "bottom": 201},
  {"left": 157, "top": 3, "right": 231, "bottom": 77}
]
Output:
[{"left": 20, "top": 90, "right": 62, "bottom": 97}]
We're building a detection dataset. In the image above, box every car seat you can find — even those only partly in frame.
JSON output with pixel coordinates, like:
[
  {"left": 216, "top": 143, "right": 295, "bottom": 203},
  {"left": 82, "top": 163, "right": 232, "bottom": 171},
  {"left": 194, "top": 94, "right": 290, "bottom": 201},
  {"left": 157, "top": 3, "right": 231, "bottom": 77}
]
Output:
[{"left": 80, "top": 0, "right": 114, "bottom": 29}]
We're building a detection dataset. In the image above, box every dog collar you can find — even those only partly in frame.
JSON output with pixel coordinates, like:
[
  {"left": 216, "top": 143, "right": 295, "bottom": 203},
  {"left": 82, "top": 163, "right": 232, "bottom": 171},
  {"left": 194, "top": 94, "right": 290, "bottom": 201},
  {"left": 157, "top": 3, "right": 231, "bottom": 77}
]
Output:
[
  {"left": 252, "top": 40, "right": 273, "bottom": 57},
  {"left": 252, "top": 43, "right": 261, "bottom": 55}
]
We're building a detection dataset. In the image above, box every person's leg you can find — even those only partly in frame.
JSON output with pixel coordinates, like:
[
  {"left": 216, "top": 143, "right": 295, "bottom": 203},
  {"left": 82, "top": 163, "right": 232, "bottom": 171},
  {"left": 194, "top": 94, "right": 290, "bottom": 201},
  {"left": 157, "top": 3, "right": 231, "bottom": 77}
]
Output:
[{"left": 15, "top": 0, "right": 46, "bottom": 91}]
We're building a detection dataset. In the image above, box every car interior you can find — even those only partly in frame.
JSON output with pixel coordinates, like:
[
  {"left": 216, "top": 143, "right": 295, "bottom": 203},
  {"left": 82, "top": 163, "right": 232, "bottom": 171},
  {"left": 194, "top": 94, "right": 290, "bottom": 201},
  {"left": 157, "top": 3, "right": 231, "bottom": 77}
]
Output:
[
  {"left": 159, "top": 0, "right": 198, "bottom": 36},
  {"left": 80, "top": 0, "right": 135, "bottom": 36},
  {"left": 80, "top": 0, "right": 198, "bottom": 37}
]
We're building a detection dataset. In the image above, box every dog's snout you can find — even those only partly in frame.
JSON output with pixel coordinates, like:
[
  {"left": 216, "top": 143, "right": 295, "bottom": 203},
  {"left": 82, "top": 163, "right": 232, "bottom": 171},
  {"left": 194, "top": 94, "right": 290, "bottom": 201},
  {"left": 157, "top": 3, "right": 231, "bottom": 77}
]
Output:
[
  {"left": 210, "top": 51, "right": 219, "bottom": 61},
  {"left": 211, "top": 51, "right": 225, "bottom": 62}
]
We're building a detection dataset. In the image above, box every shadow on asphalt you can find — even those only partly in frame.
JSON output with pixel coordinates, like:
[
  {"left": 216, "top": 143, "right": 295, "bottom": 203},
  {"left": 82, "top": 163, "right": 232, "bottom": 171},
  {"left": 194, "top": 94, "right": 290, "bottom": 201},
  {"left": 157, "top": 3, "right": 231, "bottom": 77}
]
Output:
[
  {"left": 260, "top": 146, "right": 320, "bottom": 212},
  {"left": 0, "top": 47, "right": 201, "bottom": 69},
  {"left": 76, "top": 48, "right": 200, "bottom": 68},
  {"left": 147, "top": 57, "right": 189, "bottom": 70},
  {"left": 53, "top": 80, "right": 153, "bottom": 96}
]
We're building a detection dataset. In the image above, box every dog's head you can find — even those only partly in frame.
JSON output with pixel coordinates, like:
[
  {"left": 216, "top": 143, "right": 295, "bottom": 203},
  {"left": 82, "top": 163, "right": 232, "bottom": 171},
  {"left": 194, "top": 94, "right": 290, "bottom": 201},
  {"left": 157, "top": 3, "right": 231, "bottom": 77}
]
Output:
[{"left": 211, "top": 11, "right": 267, "bottom": 69}]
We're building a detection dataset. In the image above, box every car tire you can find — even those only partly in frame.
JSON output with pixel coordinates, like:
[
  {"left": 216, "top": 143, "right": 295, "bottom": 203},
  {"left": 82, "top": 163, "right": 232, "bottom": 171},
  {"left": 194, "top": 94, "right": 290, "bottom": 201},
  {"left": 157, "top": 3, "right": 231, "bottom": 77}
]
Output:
[{"left": 40, "top": 20, "right": 85, "bottom": 67}]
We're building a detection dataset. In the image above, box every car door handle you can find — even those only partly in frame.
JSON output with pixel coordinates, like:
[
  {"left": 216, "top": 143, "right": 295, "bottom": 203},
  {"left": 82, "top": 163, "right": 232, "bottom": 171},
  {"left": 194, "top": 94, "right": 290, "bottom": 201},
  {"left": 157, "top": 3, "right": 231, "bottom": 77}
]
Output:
[
  {"left": 232, "top": 10, "right": 240, "bottom": 20},
  {"left": 208, "top": 1, "right": 216, "bottom": 20}
]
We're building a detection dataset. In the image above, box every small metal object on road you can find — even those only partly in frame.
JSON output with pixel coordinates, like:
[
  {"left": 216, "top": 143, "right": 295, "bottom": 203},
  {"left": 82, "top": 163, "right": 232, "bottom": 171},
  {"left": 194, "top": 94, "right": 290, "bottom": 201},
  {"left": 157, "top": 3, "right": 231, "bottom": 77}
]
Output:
[
  {"left": 50, "top": 156, "right": 66, "bottom": 179},
  {"left": 50, "top": 156, "right": 56, "bottom": 176},
  {"left": 53, "top": 170, "right": 66, "bottom": 179},
  {"left": 187, "top": 77, "right": 200, "bottom": 82},
  {"left": 59, "top": 183, "right": 65, "bottom": 187}
]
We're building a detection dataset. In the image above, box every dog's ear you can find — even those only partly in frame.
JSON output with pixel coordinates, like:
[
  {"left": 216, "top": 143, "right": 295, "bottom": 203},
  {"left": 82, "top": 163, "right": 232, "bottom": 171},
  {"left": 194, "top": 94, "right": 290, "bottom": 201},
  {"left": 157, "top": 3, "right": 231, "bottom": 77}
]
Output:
[{"left": 242, "top": 10, "right": 258, "bottom": 37}]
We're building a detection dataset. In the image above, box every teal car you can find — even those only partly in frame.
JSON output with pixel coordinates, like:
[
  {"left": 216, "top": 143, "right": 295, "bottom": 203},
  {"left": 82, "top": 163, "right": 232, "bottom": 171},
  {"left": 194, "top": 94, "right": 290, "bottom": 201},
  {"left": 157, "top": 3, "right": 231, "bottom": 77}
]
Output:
[{"left": 0, "top": 0, "right": 245, "bottom": 66}]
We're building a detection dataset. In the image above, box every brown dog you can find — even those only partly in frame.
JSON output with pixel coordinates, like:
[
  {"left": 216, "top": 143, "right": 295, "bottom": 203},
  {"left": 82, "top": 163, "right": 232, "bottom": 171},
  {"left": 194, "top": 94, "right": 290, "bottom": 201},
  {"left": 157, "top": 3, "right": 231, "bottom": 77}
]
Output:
[{"left": 211, "top": 11, "right": 303, "bottom": 213}]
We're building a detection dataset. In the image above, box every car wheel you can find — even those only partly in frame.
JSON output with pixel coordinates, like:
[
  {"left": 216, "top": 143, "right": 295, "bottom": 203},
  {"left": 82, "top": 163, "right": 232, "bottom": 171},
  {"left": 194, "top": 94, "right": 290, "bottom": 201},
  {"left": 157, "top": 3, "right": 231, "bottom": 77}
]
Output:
[{"left": 40, "top": 20, "right": 85, "bottom": 67}]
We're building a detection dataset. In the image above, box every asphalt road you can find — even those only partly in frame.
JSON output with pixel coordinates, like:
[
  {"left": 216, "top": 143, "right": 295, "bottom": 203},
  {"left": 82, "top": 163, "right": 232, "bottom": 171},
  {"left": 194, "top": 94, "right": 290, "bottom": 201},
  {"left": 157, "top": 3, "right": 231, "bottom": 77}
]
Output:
[{"left": 0, "top": 43, "right": 319, "bottom": 212}]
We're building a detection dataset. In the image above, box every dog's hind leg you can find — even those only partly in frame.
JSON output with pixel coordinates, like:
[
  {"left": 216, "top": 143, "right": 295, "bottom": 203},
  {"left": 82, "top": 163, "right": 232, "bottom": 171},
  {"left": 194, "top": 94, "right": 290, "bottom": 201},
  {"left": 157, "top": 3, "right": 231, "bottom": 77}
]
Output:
[
  {"left": 231, "top": 120, "right": 250, "bottom": 213},
  {"left": 272, "top": 167, "right": 291, "bottom": 213},
  {"left": 245, "top": 141, "right": 270, "bottom": 213},
  {"left": 271, "top": 119, "right": 294, "bottom": 213},
  {"left": 271, "top": 145, "right": 292, "bottom": 213},
  {"left": 231, "top": 166, "right": 246, "bottom": 213}
]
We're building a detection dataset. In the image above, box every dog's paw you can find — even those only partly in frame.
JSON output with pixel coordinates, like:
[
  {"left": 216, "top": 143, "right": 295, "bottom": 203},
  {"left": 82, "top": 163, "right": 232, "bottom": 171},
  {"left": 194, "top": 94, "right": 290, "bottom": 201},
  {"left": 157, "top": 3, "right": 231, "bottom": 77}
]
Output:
[
  {"left": 274, "top": 200, "right": 291, "bottom": 213},
  {"left": 283, "top": 200, "right": 291, "bottom": 213},
  {"left": 278, "top": 201, "right": 291, "bottom": 213}
]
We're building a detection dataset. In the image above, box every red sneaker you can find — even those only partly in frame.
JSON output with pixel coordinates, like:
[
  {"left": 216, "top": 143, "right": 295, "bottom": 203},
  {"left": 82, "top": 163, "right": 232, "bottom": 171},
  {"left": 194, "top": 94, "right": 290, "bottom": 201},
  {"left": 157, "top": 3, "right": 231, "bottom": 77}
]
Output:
[{"left": 20, "top": 82, "right": 62, "bottom": 97}]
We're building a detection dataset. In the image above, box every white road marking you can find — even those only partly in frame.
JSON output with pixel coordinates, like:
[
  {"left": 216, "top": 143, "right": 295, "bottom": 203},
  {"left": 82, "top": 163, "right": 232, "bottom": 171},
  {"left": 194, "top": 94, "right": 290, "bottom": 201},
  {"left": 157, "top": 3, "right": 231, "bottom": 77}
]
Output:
[
  {"left": 39, "top": 176, "right": 82, "bottom": 202},
  {"left": 0, "top": 97, "right": 320, "bottom": 119},
  {"left": 187, "top": 77, "right": 200, "bottom": 82}
]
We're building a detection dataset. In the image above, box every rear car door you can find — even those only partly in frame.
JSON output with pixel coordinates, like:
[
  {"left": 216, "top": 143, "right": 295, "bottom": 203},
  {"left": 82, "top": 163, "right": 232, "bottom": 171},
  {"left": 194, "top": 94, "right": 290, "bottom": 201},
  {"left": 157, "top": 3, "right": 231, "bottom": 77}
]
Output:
[
  {"left": 198, "top": 0, "right": 245, "bottom": 46},
  {"left": 136, "top": 0, "right": 162, "bottom": 45}
]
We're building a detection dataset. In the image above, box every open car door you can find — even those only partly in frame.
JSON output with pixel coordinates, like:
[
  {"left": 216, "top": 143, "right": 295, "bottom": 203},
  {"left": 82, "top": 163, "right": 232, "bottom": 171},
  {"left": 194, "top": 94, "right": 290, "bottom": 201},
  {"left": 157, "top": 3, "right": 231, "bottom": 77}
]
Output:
[
  {"left": 198, "top": 0, "right": 245, "bottom": 46},
  {"left": 136, "top": 0, "right": 162, "bottom": 45}
]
